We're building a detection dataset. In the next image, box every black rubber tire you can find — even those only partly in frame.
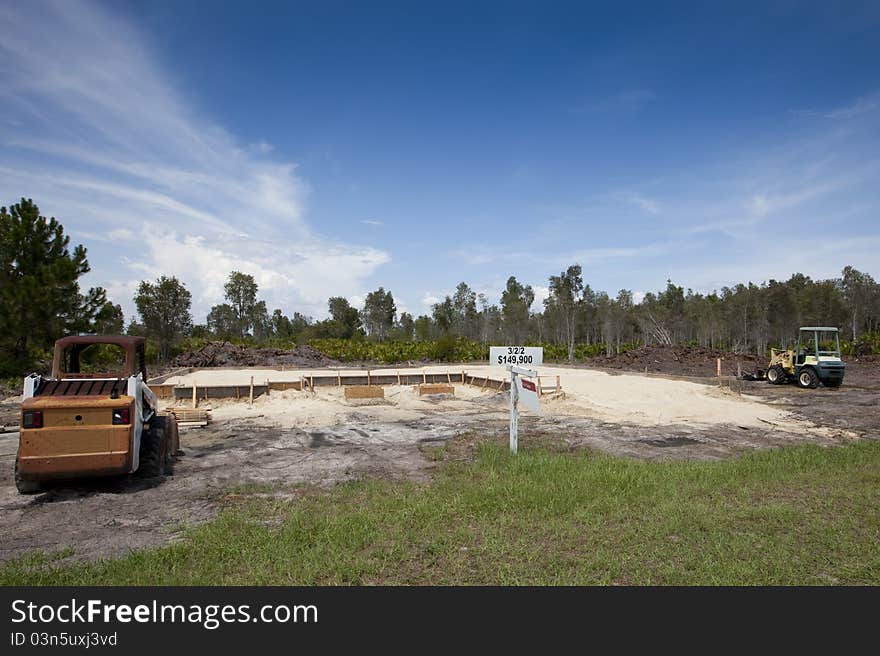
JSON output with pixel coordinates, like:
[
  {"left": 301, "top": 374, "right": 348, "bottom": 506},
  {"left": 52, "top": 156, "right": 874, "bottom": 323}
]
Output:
[
  {"left": 767, "top": 365, "right": 787, "bottom": 385},
  {"left": 137, "top": 417, "right": 167, "bottom": 479},
  {"left": 14, "top": 456, "right": 44, "bottom": 494},
  {"left": 797, "top": 368, "right": 820, "bottom": 389}
]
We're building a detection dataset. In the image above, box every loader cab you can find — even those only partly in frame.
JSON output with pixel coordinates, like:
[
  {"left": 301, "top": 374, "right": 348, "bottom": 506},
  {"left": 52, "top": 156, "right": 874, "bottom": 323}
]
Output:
[
  {"left": 795, "top": 330, "right": 818, "bottom": 365},
  {"left": 52, "top": 335, "right": 147, "bottom": 380},
  {"left": 797, "top": 327, "right": 841, "bottom": 362}
]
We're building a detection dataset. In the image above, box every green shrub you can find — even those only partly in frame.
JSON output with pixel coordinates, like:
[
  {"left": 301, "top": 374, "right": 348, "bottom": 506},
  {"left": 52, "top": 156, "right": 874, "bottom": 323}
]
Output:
[{"left": 843, "top": 332, "right": 880, "bottom": 356}]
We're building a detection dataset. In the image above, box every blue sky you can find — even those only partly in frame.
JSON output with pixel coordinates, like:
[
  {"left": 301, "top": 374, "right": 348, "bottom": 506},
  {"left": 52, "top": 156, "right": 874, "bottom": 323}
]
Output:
[{"left": 1, "top": 1, "right": 879, "bottom": 322}]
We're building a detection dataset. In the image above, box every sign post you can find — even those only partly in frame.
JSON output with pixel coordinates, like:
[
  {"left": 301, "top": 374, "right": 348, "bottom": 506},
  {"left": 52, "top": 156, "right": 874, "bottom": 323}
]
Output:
[{"left": 490, "top": 347, "right": 543, "bottom": 454}]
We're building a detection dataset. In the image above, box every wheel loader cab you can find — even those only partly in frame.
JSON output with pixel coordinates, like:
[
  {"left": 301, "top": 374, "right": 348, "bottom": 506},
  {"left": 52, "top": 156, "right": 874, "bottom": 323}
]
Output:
[
  {"left": 767, "top": 327, "right": 845, "bottom": 389},
  {"left": 795, "top": 333, "right": 817, "bottom": 366},
  {"left": 54, "top": 337, "right": 147, "bottom": 380}
]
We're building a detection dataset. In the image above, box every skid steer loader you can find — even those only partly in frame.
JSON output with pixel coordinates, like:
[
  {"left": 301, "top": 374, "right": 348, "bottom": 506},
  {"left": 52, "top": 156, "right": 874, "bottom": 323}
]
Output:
[
  {"left": 15, "top": 335, "right": 179, "bottom": 494},
  {"left": 766, "top": 327, "right": 846, "bottom": 389}
]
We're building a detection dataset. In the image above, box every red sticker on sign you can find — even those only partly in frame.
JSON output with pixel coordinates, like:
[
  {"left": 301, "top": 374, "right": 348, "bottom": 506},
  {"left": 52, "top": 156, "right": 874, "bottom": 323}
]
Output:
[{"left": 521, "top": 379, "right": 536, "bottom": 392}]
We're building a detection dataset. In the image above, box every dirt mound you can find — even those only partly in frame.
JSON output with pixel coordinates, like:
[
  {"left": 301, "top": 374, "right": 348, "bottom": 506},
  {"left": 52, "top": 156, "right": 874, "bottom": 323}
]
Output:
[
  {"left": 586, "top": 344, "right": 761, "bottom": 377},
  {"left": 173, "top": 342, "right": 340, "bottom": 368}
]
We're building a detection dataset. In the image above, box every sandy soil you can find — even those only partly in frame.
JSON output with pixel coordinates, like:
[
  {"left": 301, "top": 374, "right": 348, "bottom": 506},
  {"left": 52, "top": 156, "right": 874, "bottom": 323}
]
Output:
[{"left": 0, "top": 362, "right": 873, "bottom": 564}]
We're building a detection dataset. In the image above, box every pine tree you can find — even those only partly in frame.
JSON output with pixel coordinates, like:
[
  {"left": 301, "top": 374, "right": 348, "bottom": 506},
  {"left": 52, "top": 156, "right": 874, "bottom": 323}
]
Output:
[{"left": 0, "top": 198, "right": 105, "bottom": 374}]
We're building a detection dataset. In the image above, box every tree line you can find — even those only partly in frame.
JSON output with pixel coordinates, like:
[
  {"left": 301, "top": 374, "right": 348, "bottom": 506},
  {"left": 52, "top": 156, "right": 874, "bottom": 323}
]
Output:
[{"left": 2, "top": 198, "right": 879, "bottom": 374}]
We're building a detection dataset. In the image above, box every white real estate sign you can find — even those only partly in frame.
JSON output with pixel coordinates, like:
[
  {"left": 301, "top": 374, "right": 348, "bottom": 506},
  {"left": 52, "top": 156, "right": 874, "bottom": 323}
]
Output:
[
  {"left": 490, "top": 347, "right": 544, "bottom": 454},
  {"left": 516, "top": 376, "right": 542, "bottom": 415},
  {"left": 489, "top": 346, "right": 543, "bottom": 367}
]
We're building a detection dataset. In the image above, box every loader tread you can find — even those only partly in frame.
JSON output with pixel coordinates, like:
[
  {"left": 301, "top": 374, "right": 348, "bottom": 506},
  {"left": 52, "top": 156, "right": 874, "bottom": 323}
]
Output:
[{"left": 137, "top": 416, "right": 167, "bottom": 479}]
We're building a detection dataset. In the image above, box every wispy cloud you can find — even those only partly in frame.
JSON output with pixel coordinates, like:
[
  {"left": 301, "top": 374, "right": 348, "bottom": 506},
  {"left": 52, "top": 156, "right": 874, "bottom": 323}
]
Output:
[
  {"left": 825, "top": 92, "right": 880, "bottom": 119},
  {"left": 0, "top": 0, "right": 388, "bottom": 320},
  {"left": 572, "top": 89, "right": 657, "bottom": 115},
  {"left": 248, "top": 140, "right": 274, "bottom": 154},
  {"left": 360, "top": 220, "right": 385, "bottom": 227},
  {"left": 789, "top": 92, "right": 880, "bottom": 120},
  {"left": 618, "top": 192, "right": 661, "bottom": 214},
  {"left": 686, "top": 161, "right": 879, "bottom": 236},
  {"left": 568, "top": 243, "right": 673, "bottom": 264}
]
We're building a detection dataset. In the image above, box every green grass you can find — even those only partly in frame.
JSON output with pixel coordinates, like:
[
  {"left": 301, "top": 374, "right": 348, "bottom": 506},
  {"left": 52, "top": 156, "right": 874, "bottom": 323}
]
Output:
[{"left": 3, "top": 440, "right": 879, "bottom": 585}]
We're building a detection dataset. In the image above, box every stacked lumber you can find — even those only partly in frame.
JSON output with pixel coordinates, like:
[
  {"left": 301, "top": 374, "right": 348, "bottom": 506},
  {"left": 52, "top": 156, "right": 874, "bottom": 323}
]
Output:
[
  {"left": 417, "top": 384, "right": 454, "bottom": 396},
  {"left": 165, "top": 407, "right": 211, "bottom": 428},
  {"left": 344, "top": 385, "right": 384, "bottom": 400}
]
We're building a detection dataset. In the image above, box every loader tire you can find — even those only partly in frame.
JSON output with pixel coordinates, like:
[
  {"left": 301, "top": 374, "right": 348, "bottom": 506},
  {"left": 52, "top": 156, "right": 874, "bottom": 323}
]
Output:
[
  {"left": 797, "top": 368, "right": 819, "bottom": 389},
  {"left": 14, "top": 457, "right": 44, "bottom": 495},
  {"left": 767, "top": 365, "right": 787, "bottom": 385},
  {"left": 137, "top": 417, "right": 167, "bottom": 479}
]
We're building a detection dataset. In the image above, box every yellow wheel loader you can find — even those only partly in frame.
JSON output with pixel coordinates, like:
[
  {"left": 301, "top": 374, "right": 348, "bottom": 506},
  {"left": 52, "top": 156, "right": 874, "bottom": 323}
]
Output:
[{"left": 766, "top": 327, "right": 846, "bottom": 389}]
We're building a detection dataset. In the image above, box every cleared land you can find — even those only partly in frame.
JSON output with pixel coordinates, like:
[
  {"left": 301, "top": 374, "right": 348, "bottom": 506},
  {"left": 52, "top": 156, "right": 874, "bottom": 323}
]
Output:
[
  {"left": 2, "top": 440, "right": 878, "bottom": 585},
  {"left": 0, "top": 356, "right": 877, "bottom": 576}
]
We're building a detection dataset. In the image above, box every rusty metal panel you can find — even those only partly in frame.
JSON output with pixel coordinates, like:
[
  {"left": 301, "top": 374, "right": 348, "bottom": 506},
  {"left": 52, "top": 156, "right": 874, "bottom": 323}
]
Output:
[
  {"left": 17, "top": 452, "right": 131, "bottom": 477},
  {"left": 18, "top": 425, "right": 130, "bottom": 455},
  {"left": 23, "top": 395, "right": 133, "bottom": 410}
]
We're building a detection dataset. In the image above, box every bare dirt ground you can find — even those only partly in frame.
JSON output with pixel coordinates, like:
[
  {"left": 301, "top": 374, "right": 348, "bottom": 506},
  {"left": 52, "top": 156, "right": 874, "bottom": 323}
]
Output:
[{"left": 0, "top": 355, "right": 876, "bottom": 564}]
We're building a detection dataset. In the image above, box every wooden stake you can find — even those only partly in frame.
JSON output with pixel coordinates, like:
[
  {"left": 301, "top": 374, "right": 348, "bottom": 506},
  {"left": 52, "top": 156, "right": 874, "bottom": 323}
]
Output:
[
  {"left": 192, "top": 383, "right": 197, "bottom": 409},
  {"left": 397, "top": 370, "right": 401, "bottom": 386},
  {"left": 248, "top": 376, "right": 254, "bottom": 406},
  {"left": 423, "top": 371, "right": 427, "bottom": 384},
  {"left": 717, "top": 358, "right": 722, "bottom": 386},
  {"left": 556, "top": 375, "right": 561, "bottom": 394},
  {"left": 337, "top": 370, "right": 341, "bottom": 386},
  {"left": 367, "top": 370, "right": 371, "bottom": 386}
]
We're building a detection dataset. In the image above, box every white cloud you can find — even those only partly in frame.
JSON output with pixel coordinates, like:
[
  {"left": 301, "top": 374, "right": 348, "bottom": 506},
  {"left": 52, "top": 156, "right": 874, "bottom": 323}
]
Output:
[
  {"left": 531, "top": 285, "right": 550, "bottom": 309},
  {"left": 359, "top": 220, "right": 385, "bottom": 227},
  {"left": 421, "top": 292, "right": 440, "bottom": 308},
  {"left": 632, "top": 291, "right": 645, "bottom": 305},
  {"left": 0, "top": 0, "right": 388, "bottom": 321}
]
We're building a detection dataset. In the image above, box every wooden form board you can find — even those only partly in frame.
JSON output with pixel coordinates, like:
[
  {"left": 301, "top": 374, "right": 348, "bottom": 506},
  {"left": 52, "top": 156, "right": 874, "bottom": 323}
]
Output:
[
  {"left": 417, "top": 383, "right": 455, "bottom": 396},
  {"left": 152, "top": 370, "right": 533, "bottom": 401},
  {"left": 344, "top": 385, "right": 385, "bottom": 400}
]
